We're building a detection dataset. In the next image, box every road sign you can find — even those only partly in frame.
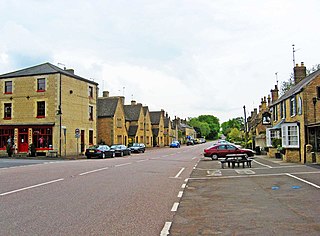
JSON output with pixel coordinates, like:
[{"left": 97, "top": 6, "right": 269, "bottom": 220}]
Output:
[{"left": 75, "top": 128, "right": 80, "bottom": 135}]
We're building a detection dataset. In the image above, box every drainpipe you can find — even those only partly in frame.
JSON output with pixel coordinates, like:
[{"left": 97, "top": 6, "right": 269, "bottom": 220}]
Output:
[{"left": 59, "top": 73, "right": 62, "bottom": 157}]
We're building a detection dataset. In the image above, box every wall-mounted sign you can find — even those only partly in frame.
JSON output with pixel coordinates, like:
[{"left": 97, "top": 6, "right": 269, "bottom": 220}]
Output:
[{"left": 262, "top": 112, "right": 271, "bottom": 125}]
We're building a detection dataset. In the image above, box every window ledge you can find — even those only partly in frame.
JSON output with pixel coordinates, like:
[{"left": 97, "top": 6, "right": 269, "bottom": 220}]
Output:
[
  {"left": 4, "top": 92, "right": 12, "bottom": 94},
  {"left": 37, "top": 116, "right": 45, "bottom": 119},
  {"left": 3, "top": 117, "right": 11, "bottom": 120},
  {"left": 37, "top": 90, "right": 46, "bottom": 92}
]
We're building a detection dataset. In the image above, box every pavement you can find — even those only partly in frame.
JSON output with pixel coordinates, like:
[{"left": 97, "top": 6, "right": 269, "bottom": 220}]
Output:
[{"left": 169, "top": 155, "right": 320, "bottom": 236}]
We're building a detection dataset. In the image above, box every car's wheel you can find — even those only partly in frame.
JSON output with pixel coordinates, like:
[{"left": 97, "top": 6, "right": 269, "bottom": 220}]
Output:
[
  {"left": 120, "top": 151, "right": 124, "bottom": 157},
  {"left": 102, "top": 153, "right": 106, "bottom": 159},
  {"left": 211, "top": 154, "right": 218, "bottom": 160},
  {"left": 87, "top": 156, "right": 91, "bottom": 159},
  {"left": 128, "top": 151, "right": 131, "bottom": 155}
]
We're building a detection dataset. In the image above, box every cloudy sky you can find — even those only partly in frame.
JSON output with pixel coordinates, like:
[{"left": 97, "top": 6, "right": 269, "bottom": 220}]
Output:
[{"left": 0, "top": 0, "right": 319, "bottom": 123}]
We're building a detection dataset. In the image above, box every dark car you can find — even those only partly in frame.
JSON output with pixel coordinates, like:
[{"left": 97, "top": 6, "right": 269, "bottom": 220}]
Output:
[
  {"left": 110, "top": 144, "right": 131, "bottom": 157},
  {"left": 170, "top": 141, "right": 181, "bottom": 148},
  {"left": 85, "top": 145, "right": 115, "bottom": 159},
  {"left": 203, "top": 143, "right": 254, "bottom": 160},
  {"left": 129, "top": 143, "right": 146, "bottom": 153}
]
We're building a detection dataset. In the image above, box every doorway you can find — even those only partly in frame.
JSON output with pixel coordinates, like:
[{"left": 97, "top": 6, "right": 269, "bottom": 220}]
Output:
[{"left": 18, "top": 128, "right": 29, "bottom": 152}]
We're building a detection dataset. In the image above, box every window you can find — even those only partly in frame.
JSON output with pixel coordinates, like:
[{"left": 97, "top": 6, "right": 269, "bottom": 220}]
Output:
[
  {"left": 317, "top": 86, "right": 320, "bottom": 99},
  {"left": 37, "top": 78, "right": 46, "bottom": 91},
  {"left": 89, "top": 130, "right": 93, "bottom": 145},
  {"left": 290, "top": 96, "right": 296, "bottom": 117},
  {"left": 4, "top": 103, "right": 12, "bottom": 119},
  {"left": 280, "top": 101, "right": 286, "bottom": 119},
  {"left": 116, "top": 118, "right": 122, "bottom": 128},
  {"left": 140, "top": 122, "right": 144, "bottom": 130},
  {"left": 88, "top": 86, "right": 93, "bottom": 98},
  {"left": 0, "top": 128, "right": 14, "bottom": 149},
  {"left": 89, "top": 106, "right": 93, "bottom": 120},
  {"left": 273, "top": 105, "right": 278, "bottom": 121},
  {"left": 37, "top": 101, "right": 45, "bottom": 117},
  {"left": 282, "top": 123, "right": 299, "bottom": 148},
  {"left": 4, "top": 81, "right": 12, "bottom": 94},
  {"left": 266, "top": 128, "right": 281, "bottom": 147},
  {"left": 32, "top": 127, "right": 52, "bottom": 149},
  {"left": 297, "top": 97, "right": 302, "bottom": 115}
]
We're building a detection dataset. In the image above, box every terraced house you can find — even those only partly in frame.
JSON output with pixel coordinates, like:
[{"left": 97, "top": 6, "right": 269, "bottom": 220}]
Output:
[
  {"left": 97, "top": 91, "right": 128, "bottom": 146},
  {"left": 267, "top": 62, "right": 320, "bottom": 163},
  {"left": 150, "top": 110, "right": 165, "bottom": 147},
  {"left": 0, "top": 62, "right": 98, "bottom": 156}
]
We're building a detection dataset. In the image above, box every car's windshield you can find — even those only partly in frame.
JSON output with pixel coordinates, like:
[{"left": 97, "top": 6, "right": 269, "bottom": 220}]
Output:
[{"left": 132, "top": 143, "right": 139, "bottom": 147}]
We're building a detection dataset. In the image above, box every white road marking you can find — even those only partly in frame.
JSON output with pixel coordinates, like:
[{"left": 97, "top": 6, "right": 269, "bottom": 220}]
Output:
[
  {"left": 0, "top": 178, "right": 64, "bottom": 196},
  {"left": 174, "top": 167, "right": 185, "bottom": 178},
  {"left": 192, "top": 156, "right": 197, "bottom": 160},
  {"left": 184, "top": 178, "right": 188, "bottom": 182},
  {"left": 235, "top": 169, "right": 255, "bottom": 175},
  {"left": 177, "top": 191, "right": 183, "bottom": 198},
  {"left": 136, "top": 160, "right": 147, "bottom": 163},
  {"left": 181, "top": 183, "right": 186, "bottom": 189},
  {"left": 286, "top": 173, "right": 320, "bottom": 189},
  {"left": 79, "top": 167, "right": 109, "bottom": 176},
  {"left": 160, "top": 222, "right": 172, "bottom": 236},
  {"left": 253, "top": 160, "right": 273, "bottom": 168},
  {"left": 171, "top": 202, "right": 179, "bottom": 211},
  {"left": 115, "top": 163, "right": 132, "bottom": 167}
]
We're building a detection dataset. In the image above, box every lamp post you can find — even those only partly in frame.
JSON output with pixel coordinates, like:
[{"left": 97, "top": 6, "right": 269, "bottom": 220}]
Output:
[{"left": 243, "top": 105, "right": 248, "bottom": 144}]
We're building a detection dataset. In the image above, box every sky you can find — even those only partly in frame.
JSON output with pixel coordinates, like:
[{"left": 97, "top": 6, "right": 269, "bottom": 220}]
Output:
[{"left": 0, "top": 0, "right": 319, "bottom": 123}]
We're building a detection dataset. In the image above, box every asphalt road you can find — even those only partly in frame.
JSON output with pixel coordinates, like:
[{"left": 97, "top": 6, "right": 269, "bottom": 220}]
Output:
[
  {"left": 0, "top": 144, "right": 203, "bottom": 236},
  {"left": 169, "top": 154, "right": 320, "bottom": 235}
]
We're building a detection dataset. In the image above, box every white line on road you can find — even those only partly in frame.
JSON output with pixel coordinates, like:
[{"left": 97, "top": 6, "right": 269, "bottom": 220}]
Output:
[
  {"left": 171, "top": 202, "right": 179, "bottom": 211},
  {"left": 160, "top": 222, "right": 172, "bottom": 236},
  {"left": 136, "top": 160, "right": 147, "bottom": 163},
  {"left": 177, "top": 191, "right": 183, "bottom": 198},
  {"left": 181, "top": 183, "right": 186, "bottom": 189},
  {"left": 79, "top": 167, "right": 109, "bottom": 176},
  {"left": 286, "top": 173, "right": 320, "bottom": 189},
  {"left": 115, "top": 163, "right": 132, "bottom": 167},
  {"left": 0, "top": 178, "right": 64, "bottom": 196},
  {"left": 192, "top": 156, "right": 197, "bottom": 160},
  {"left": 174, "top": 167, "right": 185, "bottom": 178},
  {"left": 253, "top": 160, "right": 273, "bottom": 168}
]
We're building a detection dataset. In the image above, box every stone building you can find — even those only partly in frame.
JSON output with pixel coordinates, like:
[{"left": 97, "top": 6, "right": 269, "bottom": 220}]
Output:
[
  {"left": 150, "top": 110, "right": 165, "bottom": 147},
  {"left": 0, "top": 62, "right": 98, "bottom": 156},
  {"left": 267, "top": 62, "right": 320, "bottom": 163},
  {"left": 97, "top": 91, "right": 128, "bottom": 146},
  {"left": 163, "top": 113, "right": 173, "bottom": 146},
  {"left": 142, "top": 106, "right": 153, "bottom": 147}
]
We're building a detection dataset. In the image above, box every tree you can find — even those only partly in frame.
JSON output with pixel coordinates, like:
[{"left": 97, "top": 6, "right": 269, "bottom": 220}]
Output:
[
  {"left": 221, "top": 117, "right": 244, "bottom": 138},
  {"left": 187, "top": 115, "right": 220, "bottom": 140},
  {"left": 228, "top": 128, "right": 242, "bottom": 143}
]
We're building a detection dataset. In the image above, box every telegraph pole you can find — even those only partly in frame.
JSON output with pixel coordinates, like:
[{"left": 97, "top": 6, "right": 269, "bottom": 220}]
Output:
[{"left": 243, "top": 105, "right": 247, "bottom": 144}]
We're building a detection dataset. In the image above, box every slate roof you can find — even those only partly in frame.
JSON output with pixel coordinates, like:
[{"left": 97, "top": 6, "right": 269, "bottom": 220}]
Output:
[
  {"left": 143, "top": 106, "right": 149, "bottom": 116},
  {"left": 0, "top": 62, "right": 98, "bottom": 85},
  {"left": 271, "top": 69, "right": 320, "bottom": 106},
  {"left": 124, "top": 104, "right": 142, "bottom": 121},
  {"left": 164, "top": 116, "right": 170, "bottom": 128},
  {"left": 97, "top": 97, "right": 119, "bottom": 117},
  {"left": 128, "top": 125, "right": 138, "bottom": 136},
  {"left": 150, "top": 111, "right": 161, "bottom": 125}
]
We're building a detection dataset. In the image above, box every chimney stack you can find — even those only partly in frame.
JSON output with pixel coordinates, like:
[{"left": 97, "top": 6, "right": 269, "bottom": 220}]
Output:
[
  {"left": 261, "top": 97, "right": 267, "bottom": 111},
  {"left": 267, "top": 95, "right": 271, "bottom": 107},
  {"left": 294, "top": 62, "right": 306, "bottom": 84},
  {"left": 270, "top": 85, "right": 279, "bottom": 103},
  {"left": 103, "top": 91, "right": 109, "bottom": 97},
  {"left": 131, "top": 100, "right": 136, "bottom": 105},
  {"left": 65, "top": 68, "right": 74, "bottom": 74}
]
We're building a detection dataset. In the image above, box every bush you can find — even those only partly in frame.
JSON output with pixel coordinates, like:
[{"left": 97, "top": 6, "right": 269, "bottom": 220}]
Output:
[{"left": 272, "top": 138, "right": 282, "bottom": 148}]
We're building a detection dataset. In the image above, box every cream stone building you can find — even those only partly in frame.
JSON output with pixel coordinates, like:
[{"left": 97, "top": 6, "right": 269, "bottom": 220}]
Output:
[
  {"left": 150, "top": 110, "right": 165, "bottom": 147},
  {"left": 0, "top": 62, "right": 98, "bottom": 156},
  {"left": 267, "top": 63, "right": 320, "bottom": 163},
  {"left": 143, "top": 106, "right": 153, "bottom": 147},
  {"left": 97, "top": 92, "right": 128, "bottom": 146}
]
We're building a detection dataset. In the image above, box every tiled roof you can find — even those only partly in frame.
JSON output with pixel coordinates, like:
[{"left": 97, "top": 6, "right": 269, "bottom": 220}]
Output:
[
  {"left": 97, "top": 97, "right": 119, "bottom": 117},
  {"left": 164, "top": 116, "right": 170, "bottom": 128},
  {"left": 0, "top": 62, "right": 98, "bottom": 85},
  {"left": 124, "top": 104, "right": 142, "bottom": 121},
  {"left": 150, "top": 111, "right": 161, "bottom": 124},
  {"left": 128, "top": 125, "right": 138, "bottom": 136},
  {"left": 271, "top": 69, "right": 320, "bottom": 106}
]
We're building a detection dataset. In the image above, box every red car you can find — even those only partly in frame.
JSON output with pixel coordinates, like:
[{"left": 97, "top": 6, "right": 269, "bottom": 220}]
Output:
[{"left": 204, "top": 143, "right": 254, "bottom": 160}]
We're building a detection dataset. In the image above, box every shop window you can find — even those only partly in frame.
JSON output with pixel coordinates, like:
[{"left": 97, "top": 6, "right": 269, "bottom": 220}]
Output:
[
  {"left": 89, "top": 130, "right": 93, "bottom": 145},
  {"left": 89, "top": 106, "right": 93, "bottom": 120},
  {"left": 4, "top": 103, "right": 12, "bottom": 119},
  {"left": 32, "top": 127, "right": 53, "bottom": 149},
  {"left": 37, "top": 78, "right": 46, "bottom": 91},
  {"left": 4, "top": 81, "right": 12, "bottom": 94},
  {"left": 37, "top": 101, "right": 45, "bottom": 118},
  {"left": 266, "top": 128, "right": 281, "bottom": 147},
  {"left": 0, "top": 128, "right": 14, "bottom": 149}
]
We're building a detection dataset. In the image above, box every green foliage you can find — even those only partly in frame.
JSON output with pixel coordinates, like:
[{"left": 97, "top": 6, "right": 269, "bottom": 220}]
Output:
[
  {"left": 228, "top": 128, "right": 244, "bottom": 143},
  {"left": 187, "top": 115, "right": 220, "bottom": 139},
  {"left": 272, "top": 138, "right": 282, "bottom": 148},
  {"left": 221, "top": 117, "right": 244, "bottom": 138}
]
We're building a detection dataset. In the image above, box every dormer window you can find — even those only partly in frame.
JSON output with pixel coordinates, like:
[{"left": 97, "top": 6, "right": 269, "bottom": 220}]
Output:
[
  {"left": 4, "top": 81, "right": 12, "bottom": 94},
  {"left": 37, "top": 78, "right": 46, "bottom": 91}
]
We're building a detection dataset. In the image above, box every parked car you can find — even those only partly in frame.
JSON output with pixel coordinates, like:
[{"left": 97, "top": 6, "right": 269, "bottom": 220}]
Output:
[
  {"left": 186, "top": 139, "right": 194, "bottom": 146},
  {"left": 170, "top": 141, "right": 181, "bottom": 148},
  {"left": 199, "top": 138, "right": 206, "bottom": 143},
  {"left": 110, "top": 144, "right": 131, "bottom": 157},
  {"left": 129, "top": 143, "right": 146, "bottom": 153},
  {"left": 85, "top": 145, "right": 115, "bottom": 159},
  {"left": 203, "top": 143, "right": 254, "bottom": 160}
]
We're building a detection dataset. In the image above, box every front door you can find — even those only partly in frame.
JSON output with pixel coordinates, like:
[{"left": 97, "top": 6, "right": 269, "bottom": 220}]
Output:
[{"left": 18, "top": 128, "right": 29, "bottom": 152}]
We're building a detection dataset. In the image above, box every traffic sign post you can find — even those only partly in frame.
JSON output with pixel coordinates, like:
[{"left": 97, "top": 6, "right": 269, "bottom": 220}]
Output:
[{"left": 75, "top": 128, "right": 80, "bottom": 156}]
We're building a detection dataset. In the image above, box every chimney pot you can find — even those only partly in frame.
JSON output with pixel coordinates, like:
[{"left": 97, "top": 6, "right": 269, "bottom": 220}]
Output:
[{"left": 103, "top": 91, "right": 109, "bottom": 97}]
